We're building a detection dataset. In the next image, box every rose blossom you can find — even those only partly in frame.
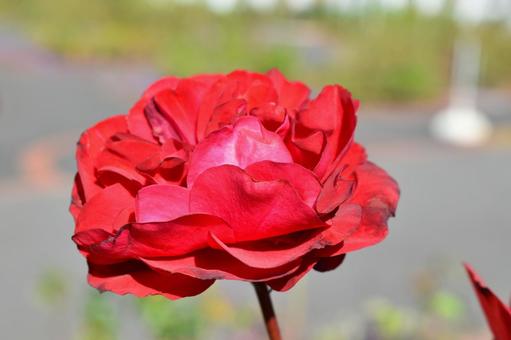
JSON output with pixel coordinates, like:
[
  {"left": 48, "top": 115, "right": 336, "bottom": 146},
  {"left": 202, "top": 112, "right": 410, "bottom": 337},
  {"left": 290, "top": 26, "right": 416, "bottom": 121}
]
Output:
[{"left": 70, "top": 69, "right": 400, "bottom": 299}]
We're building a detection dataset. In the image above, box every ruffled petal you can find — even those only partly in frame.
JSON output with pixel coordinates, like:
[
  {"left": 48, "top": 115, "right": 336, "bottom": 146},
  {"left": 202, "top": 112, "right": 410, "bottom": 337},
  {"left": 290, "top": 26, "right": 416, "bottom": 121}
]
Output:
[
  {"left": 341, "top": 162, "right": 399, "bottom": 253},
  {"left": 267, "top": 69, "right": 310, "bottom": 111},
  {"left": 245, "top": 161, "right": 321, "bottom": 208},
  {"left": 135, "top": 184, "right": 190, "bottom": 223},
  {"left": 187, "top": 116, "right": 292, "bottom": 186},
  {"left": 141, "top": 250, "right": 301, "bottom": 282},
  {"left": 76, "top": 115, "right": 128, "bottom": 200},
  {"left": 75, "top": 183, "right": 134, "bottom": 234},
  {"left": 190, "top": 165, "right": 326, "bottom": 242},
  {"left": 88, "top": 261, "right": 214, "bottom": 300},
  {"left": 83, "top": 214, "right": 234, "bottom": 262},
  {"left": 297, "top": 85, "right": 358, "bottom": 179}
]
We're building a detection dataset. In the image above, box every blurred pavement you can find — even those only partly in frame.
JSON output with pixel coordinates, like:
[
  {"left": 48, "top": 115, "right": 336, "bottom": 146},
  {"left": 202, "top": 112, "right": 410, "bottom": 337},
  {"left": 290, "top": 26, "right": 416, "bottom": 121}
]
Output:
[{"left": 1, "top": 28, "right": 510, "bottom": 339}]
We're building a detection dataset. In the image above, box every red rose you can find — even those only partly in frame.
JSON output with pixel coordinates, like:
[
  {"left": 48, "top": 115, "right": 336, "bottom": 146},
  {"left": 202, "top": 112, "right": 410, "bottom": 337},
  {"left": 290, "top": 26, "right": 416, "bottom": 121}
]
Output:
[
  {"left": 71, "top": 69, "right": 399, "bottom": 299},
  {"left": 464, "top": 264, "right": 511, "bottom": 339}
]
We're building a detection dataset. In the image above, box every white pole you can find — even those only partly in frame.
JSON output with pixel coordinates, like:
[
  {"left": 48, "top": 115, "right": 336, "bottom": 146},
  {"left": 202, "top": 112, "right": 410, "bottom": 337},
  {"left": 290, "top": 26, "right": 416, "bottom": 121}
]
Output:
[{"left": 430, "top": 37, "right": 492, "bottom": 146}]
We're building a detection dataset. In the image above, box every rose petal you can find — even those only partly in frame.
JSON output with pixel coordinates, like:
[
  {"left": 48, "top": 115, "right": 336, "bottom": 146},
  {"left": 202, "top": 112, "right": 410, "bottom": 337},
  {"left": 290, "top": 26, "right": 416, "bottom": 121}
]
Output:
[
  {"left": 341, "top": 162, "right": 399, "bottom": 253},
  {"left": 135, "top": 184, "right": 190, "bottom": 223},
  {"left": 83, "top": 214, "right": 235, "bottom": 263},
  {"left": 76, "top": 115, "right": 128, "bottom": 200},
  {"left": 245, "top": 161, "right": 321, "bottom": 208},
  {"left": 190, "top": 165, "right": 326, "bottom": 242},
  {"left": 75, "top": 183, "right": 134, "bottom": 234},
  {"left": 142, "top": 250, "right": 302, "bottom": 282},
  {"left": 187, "top": 116, "right": 293, "bottom": 186},
  {"left": 465, "top": 263, "right": 511, "bottom": 339},
  {"left": 203, "top": 204, "right": 360, "bottom": 270},
  {"left": 313, "top": 254, "right": 346, "bottom": 272},
  {"left": 267, "top": 69, "right": 310, "bottom": 111},
  {"left": 297, "top": 85, "right": 358, "bottom": 179},
  {"left": 266, "top": 244, "right": 343, "bottom": 292},
  {"left": 88, "top": 261, "right": 214, "bottom": 299}
]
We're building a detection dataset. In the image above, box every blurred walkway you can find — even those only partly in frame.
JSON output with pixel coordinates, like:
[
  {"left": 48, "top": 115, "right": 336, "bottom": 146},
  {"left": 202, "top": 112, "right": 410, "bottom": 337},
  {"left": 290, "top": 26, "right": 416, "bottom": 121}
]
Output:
[{"left": 1, "top": 28, "right": 510, "bottom": 339}]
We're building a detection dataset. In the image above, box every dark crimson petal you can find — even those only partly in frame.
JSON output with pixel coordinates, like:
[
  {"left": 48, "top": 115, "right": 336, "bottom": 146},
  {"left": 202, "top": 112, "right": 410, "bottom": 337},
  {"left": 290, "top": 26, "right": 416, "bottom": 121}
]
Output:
[
  {"left": 75, "top": 183, "right": 134, "bottom": 234},
  {"left": 267, "top": 244, "right": 344, "bottom": 292},
  {"left": 88, "top": 261, "right": 214, "bottom": 300},
  {"left": 465, "top": 264, "right": 511, "bottom": 339},
  {"left": 207, "top": 231, "right": 323, "bottom": 269},
  {"left": 313, "top": 254, "right": 346, "bottom": 272},
  {"left": 141, "top": 249, "right": 302, "bottom": 282},
  {"left": 202, "top": 203, "right": 359, "bottom": 270},
  {"left": 190, "top": 165, "right": 327, "bottom": 242}
]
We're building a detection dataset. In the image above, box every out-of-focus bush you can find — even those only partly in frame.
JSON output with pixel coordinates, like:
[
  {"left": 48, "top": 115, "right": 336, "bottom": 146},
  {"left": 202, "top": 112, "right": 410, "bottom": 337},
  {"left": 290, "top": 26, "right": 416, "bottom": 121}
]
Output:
[{"left": 1, "top": 1, "right": 510, "bottom": 103}]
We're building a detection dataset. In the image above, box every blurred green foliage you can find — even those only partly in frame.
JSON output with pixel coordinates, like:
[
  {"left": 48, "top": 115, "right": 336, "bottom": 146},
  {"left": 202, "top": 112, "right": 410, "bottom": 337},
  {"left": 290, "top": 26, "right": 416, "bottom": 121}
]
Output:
[
  {"left": 429, "top": 291, "right": 464, "bottom": 322},
  {"left": 137, "top": 296, "right": 204, "bottom": 339},
  {"left": 34, "top": 266, "right": 485, "bottom": 339},
  {"left": 79, "top": 292, "right": 119, "bottom": 340},
  {"left": 1, "top": 0, "right": 510, "bottom": 103},
  {"left": 36, "top": 267, "right": 69, "bottom": 307}
]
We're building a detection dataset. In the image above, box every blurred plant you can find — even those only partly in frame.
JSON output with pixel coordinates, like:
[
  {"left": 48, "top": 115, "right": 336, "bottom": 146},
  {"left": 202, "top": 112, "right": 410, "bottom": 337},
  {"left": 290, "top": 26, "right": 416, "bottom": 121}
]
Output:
[
  {"left": 78, "top": 291, "right": 119, "bottom": 340},
  {"left": 0, "top": 0, "right": 509, "bottom": 103},
  {"left": 136, "top": 295, "right": 204, "bottom": 340},
  {"left": 428, "top": 291, "right": 464, "bottom": 322},
  {"left": 36, "top": 267, "right": 69, "bottom": 308},
  {"left": 366, "top": 298, "right": 417, "bottom": 339}
]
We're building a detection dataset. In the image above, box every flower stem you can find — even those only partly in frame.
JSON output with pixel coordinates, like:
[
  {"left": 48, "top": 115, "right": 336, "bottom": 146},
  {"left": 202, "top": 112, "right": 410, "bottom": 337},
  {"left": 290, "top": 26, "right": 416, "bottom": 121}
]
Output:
[{"left": 253, "top": 283, "right": 282, "bottom": 340}]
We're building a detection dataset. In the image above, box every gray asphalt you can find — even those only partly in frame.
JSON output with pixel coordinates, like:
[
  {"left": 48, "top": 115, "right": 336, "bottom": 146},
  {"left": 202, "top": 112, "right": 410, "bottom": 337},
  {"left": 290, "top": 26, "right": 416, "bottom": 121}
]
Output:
[{"left": 1, "top": 29, "right": 510, "bottom": 339}]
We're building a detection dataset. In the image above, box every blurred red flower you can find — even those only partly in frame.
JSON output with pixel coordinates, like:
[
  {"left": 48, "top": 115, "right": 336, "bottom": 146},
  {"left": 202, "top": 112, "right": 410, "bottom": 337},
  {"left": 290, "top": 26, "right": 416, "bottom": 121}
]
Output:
[
  {"left": 465, "top": 263, "right": 511, "bottom": 340},
  {"left": 70, "top": 69, "right": 399, "bottom": 299}
]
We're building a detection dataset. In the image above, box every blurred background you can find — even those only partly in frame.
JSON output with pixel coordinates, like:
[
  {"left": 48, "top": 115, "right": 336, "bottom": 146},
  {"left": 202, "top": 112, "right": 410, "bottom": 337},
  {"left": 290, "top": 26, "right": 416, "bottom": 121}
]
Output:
[{"left": 0, "top": 0, "right": 510, "bottom": 339}]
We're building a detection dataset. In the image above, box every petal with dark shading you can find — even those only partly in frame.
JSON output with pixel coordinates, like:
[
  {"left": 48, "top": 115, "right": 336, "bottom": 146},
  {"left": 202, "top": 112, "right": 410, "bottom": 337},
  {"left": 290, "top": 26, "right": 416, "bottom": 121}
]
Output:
[
  {"left": 465, "top": 263, "right": 511, "bottom": 339},
  {"left": 190, "top": 165, "right": 326, "bottom": 242},
  {"left": 88, "top": 261, "right": 214, "bottom": 300},
  {"left": 85, "top": 214, "right": 235, "bottom": 262},
  {"left": 203, "top": 203, "right": 359, "bottom": 270},
  {"left": 207, "top": 231, "right": 322, "bottom": 269},
  {"left": 266, "top": 244, "right": 344, "bottom": 292},
  {"left": 313, "top": 254, "right": 346, "bottom": 272},
  {"left": 142, "top": 250, "right": 302, "bottom": 282}
]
